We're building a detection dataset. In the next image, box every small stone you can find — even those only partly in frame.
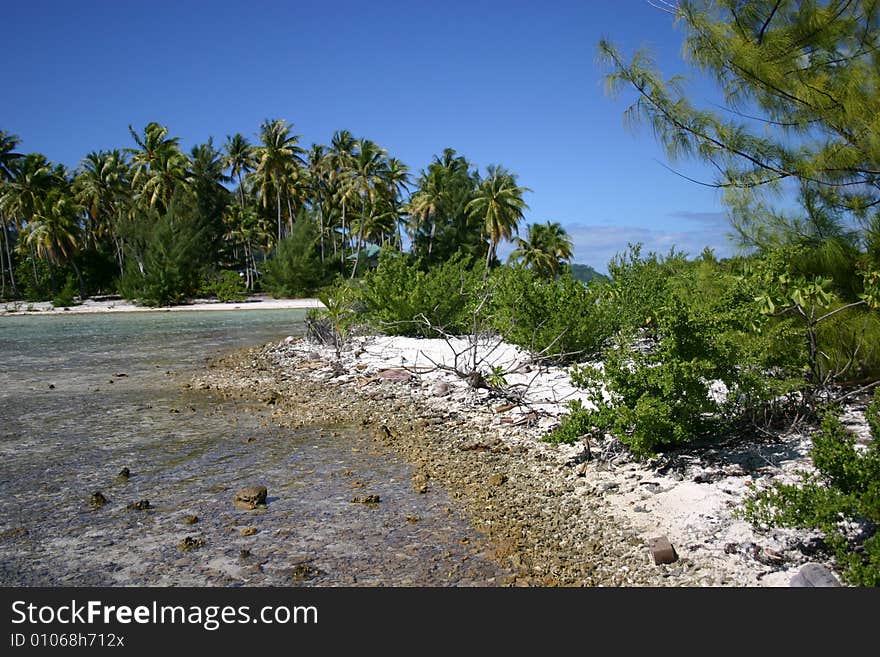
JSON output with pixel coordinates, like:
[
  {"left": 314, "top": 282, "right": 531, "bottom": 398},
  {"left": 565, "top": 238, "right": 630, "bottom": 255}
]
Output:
[
  {"left": 488, "top": 474, "right": 508, "bottom": 487},
  {"left": 377, "top": 368, "right": 411, "bottom": 382},
  {"left": 239, "top": 549, "right": 252, "bottom": 560},
  {"left": 291, "top": 563, "right": 322, "bottom": 581},
  {"left": 233, "top": 485, "right": 268, "bottom": 510},
  {"left": 0, "top": 527, "right": 27, "bottom": 540},
  {"left": 117, "top": 467, "right": 130, "bottom": 480},
  {"left": 178, "top": 536, "right": 205, "bottom": 552},
  {"left": 48, "top": 384, "right": 55, "bottom": 389},
  {"left": 182, "top": 515, "right": 199, "bottom": 525},
  {"left": 406, "top": 515, "right": 421, "bottom": 522},
  {"left": 240, "top": 527, "right": 258, "bottom": 536},
  {"left": 648, "top": 535, "right": 678, "bottom": 565},
  {"left": 89, "top": 491, "right": 108, "bottom": 509},
  {"left": 351, "top": 495, "right": 381, "bottom": 504},
  {"left": 790, "top": 563, "right": 841, "bottom": 587},
  {"left": 126, "top": 499, "right": 151, "bottom": 511},
  {"left": 432, "top": 382, "right": 451, "bottom": 397}
]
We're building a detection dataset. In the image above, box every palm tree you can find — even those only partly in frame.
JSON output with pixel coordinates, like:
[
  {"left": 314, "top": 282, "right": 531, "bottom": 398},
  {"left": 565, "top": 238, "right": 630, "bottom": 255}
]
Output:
[
  {"left": 0, "top": 130, "right": 23, "bottom": 296},
  {"left": 251, "top": 118, "right": 305, "bottom": 244},
  {"left": 349, "top": 139, "right": 387, "bottom": 278},
  {"left": 325, "top": 130, "right": 357, "bottom": 263},
  {"left": 509, "top": 221, "right": 574, "bottom": 278},
  {"left": 74, "top": 150, "right": 130, "bottom": 271},
  {"left": 466, "top": 165, "right": 530, "bottom": 271},
  {"left": 24, "top": 187, "right": 83, "bottom": 295},
  {"left": 406, "top": 148, "right": 478, "bottom": 261},
  {"left": 382, "top": 157, "right": 410, "bottom": 249},
  {"left": 127, "top": 122, "right": 187, "bottom": 212},
  {"left": 223, "top": 133, "right": 255, "bottom": 209}
]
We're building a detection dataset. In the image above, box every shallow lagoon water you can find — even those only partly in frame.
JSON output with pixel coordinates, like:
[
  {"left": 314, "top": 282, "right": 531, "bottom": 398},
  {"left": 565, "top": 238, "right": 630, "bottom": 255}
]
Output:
[{"left": 0, "top": 310, "right": 510, "bottom": 586}]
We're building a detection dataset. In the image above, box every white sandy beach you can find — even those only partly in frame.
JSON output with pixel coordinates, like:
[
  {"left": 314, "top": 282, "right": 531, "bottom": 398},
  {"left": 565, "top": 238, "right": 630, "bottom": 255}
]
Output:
[{"left": 1, "top": 295, "right": 325, "bottom": 316}]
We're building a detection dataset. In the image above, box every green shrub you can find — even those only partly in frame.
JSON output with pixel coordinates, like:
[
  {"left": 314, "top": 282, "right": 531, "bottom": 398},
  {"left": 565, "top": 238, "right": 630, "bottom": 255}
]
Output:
[
  {"left": 15, "top": 257, "right": 56, "bottom": 301},
  {"left": 200, "top": 270, "right": 247, "bottom": 302},
  {"left": 740, "top": 392, "right": 880, "bottom": 586},
  {"left": 51, "top": 275, "right": 79, "bottom": 308},
  {"left": 488, "top": 266, "right": 610, "bottom": 362},
  {"left": 262, "top": 218, "right": 323, "bottom": 298},
  {"left": 117, "top": 192, "right": 209, "bottom": 306},
  {"left": 601, "top": 243, "right": 689, "bottom": 335},
  {"left": 357, "top": 250, "right": 483, "bottom": 337},
  {"left": 548, "top": 259, "right": 791, "bottom": 455}
]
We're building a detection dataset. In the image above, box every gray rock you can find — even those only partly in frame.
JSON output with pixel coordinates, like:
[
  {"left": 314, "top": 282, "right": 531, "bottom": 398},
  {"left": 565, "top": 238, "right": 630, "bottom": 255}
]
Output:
[
  {"left": 233, "top": 485, "right": 268, "bottom": 510},
  {"left": 790, "top": 563, "right": 841, "bottom": 587},
  {"left": 432, "top": 382, "right": 451, "bottom": 397}
]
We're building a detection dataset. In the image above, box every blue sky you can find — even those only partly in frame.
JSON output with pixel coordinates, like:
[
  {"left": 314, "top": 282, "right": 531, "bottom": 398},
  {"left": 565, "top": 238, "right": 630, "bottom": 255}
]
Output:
[{"left": 3, "top": 0, "right": 737, "bottom": 272}]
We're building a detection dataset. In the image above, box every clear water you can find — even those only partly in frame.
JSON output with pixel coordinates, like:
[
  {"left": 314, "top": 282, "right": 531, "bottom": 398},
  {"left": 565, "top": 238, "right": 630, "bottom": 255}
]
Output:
[{"left": 0, "top": 310, "right": 510, "bottom": 586}]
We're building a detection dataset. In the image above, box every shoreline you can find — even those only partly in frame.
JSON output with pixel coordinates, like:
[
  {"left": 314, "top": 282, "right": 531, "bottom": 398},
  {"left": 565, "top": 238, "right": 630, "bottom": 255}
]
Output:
[
  {"left": 195, "top": 333, "right": 856, "bottom": 586},
  {"left": 1, "top": 295, "right": 325, "bottom": 316}
]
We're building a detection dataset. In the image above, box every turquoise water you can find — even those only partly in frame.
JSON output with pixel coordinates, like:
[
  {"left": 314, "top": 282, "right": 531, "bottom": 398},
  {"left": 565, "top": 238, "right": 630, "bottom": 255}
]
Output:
[{"left": 0, "top": 310, "right": 510, "bottom": 586}]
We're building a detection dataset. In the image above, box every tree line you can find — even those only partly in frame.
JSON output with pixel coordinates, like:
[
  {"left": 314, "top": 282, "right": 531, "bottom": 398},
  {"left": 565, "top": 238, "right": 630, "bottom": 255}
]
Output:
[{"left": 0, "top": 121, "right": 576, "bottom": 305}]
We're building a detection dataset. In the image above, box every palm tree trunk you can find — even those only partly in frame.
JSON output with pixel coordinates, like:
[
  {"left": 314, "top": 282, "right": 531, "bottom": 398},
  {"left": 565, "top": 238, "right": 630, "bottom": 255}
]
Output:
[
  {"left": 318, "top": 202, "right": 325, "bottom": 263},
  {"left": 30, "top": 248, "right": 39, "bottom": 289},
  {"left": 340, "top": 199, "right": 347, "bottom": 266},
  {"left": 237, "top": 173, "right": 245, "bottom": 209},
  {"left": 275, "top": 185, "right": 282, "bottom": 245},
  {"left": 485, "top": 242, "right": 494, "bottom": 277},
  {"left": 70, "top": 259, "right": 86, "bottom": 300},
  {"left": 114, "top": 236, "right": 125, "bottom": 277},
  {"left": 286, "top": 194, "right": 294, "bottom": 233},
  {"left": 350, "top": 211, "right": 366, "bottom": 279},
  {"left": 0, "top": 232, "right": 6, "bottom": 298},
  {"left": 0, "top": 214, "right": 17, "bottom": 297},
  {"left": 428, "top": 220, "right": 436, "bottom": 256}
]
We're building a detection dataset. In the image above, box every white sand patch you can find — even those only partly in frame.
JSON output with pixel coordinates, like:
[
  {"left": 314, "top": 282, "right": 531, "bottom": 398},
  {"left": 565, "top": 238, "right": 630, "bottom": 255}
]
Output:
[{"left": 2, "top": 295, "right": 324, "bottom": 316}]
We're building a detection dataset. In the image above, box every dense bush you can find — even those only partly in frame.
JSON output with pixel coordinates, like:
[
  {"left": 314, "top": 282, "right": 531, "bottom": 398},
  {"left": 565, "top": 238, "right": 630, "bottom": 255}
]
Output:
[
  {"left": 547, "top": 258, "right": 797, "bottom": 455},
  {"left": 740, "top": 393, "right": 880, "bottom": 586},
  {"left": 199, "top": 270, "right": 247, "bottom": 302},
  {"left": 357, "top": 250, "right": 483, "bottom": 337},
  {"left": 262, "top": 217, "right": 325, "bottom": 298},
  {"left": 51, "top": 275, "right": 79, "bottom": 308},
  {"left": 488, "top": 266, "right": 610, "bottom": 363},
  {"left": 117, "top": 193, "right": 208, "bottom": 306}
]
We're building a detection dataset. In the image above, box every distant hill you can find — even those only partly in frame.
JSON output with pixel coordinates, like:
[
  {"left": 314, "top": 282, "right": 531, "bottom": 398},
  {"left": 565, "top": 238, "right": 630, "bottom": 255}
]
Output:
[{"left": 568, "top": 263, "right": 607, "bottom": 283}]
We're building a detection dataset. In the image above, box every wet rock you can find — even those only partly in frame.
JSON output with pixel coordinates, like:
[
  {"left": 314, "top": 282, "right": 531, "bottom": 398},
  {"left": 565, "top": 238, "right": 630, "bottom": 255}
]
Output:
[
  {"left": 178, "top": 536, "right": 205, "bottom": 552},
  {"left": 240, "top": 527, "right": 258, "bottom": 536},
  {"left": 647, "top": 536, "right": 678, "bottom": 565},
  {"left": 412, "top": 472, "right": 430, "bottom": 494},
  {"left": 291, "top": 563, "right": 322, "bottom": 581},
  {"left": 117, "top": 467, "right": 130, "bottom": 480},
  {"left": 406, "top": 515, "right": 421, "bottom": 523},
  {"left": 351, "top": 495, "right": 381, "bottom": 504},
  {"left": 182, "top": 515, "right": 199, "bottom": 525},
  {"left": 126, "top": 500, "right": 151, "bottom": 511},
  {"left": 48, "top": 384, "right": 55, "bottom": 390},
  {"left": 233, "top": 486, "right": 267, "bottom": 510},
  {"left": 239, "top": 549, "right": 252, "bottom": 560},
  {"left": 0, "top": 527, "right": 27, "bottom": 540},
  {"left": 89, "top": 491, "right": 108, "bottom": 509},
  {"left": 790, "top": 563, "right": 841, "bottom": 587}
]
